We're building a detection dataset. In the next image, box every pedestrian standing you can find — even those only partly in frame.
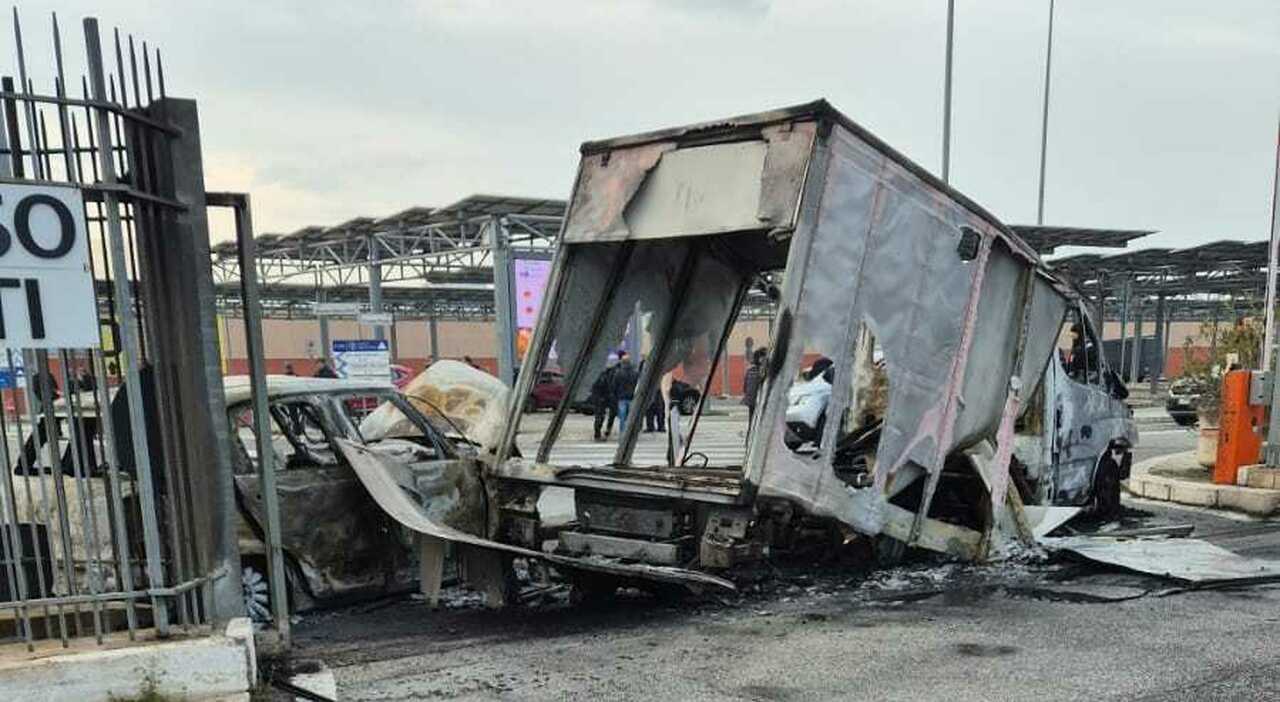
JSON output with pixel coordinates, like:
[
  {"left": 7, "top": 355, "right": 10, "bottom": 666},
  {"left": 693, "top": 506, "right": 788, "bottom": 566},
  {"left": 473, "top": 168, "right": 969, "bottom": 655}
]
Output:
[
  {"left": 612, "top": 351, "right": 638, "bottom": 435},
  {"left": 590, "top": 358, "right": 618, "bottom": 441},
  {"left": 742, "top": 347, "right": 768, "bottom": 436},
  {"left": 76, "top": 363, "right": 98, "bottom": 392},
  {"left": 644, "top": 372, "right": 666, "bottom": 433},
  {"left": 313, "top": 358, "right": 338, "bottom": 378},
  {"left": 18, "top": 368, "right": 60, "bottom": 473}
]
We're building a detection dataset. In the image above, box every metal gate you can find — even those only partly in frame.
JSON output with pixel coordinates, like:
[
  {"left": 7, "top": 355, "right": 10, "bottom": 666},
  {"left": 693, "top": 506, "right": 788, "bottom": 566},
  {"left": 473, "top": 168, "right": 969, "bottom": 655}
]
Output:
[{"left": 0, "top": 11, "right": 240, "bottom": 650}]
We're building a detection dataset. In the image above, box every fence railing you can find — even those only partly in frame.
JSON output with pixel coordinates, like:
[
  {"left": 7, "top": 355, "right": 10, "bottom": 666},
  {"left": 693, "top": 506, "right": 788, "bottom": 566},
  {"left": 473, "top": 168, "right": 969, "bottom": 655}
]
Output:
[{"left": 0, "top": 11, "right": 234, "bottom": 651}]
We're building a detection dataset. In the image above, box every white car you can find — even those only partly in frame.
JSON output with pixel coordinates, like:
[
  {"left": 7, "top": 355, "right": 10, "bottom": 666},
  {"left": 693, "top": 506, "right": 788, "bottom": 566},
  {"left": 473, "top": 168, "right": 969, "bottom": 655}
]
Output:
[{"left": 784, "top": 369, "right": 833, "bottom": 448}]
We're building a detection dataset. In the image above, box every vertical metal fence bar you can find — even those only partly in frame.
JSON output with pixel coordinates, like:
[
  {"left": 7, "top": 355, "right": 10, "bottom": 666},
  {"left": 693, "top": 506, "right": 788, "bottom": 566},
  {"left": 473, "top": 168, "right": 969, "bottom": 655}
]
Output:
[
  {"left": 56, "top": 351, "right": 105, "bottom": 643},
  {"left": 113, "top": 28, "right": 129, "bottom": 110},
  {"left": 91, "top": 350, "right": 138, "bottom": 638},
  {"left": 7, "top": 352, "right": 55, "bottom": 640},
  {"left": 38, "top": 352, "right": 85, "bottom": 641},
  {"left": 72, "top": 348, "right": 119, "bottom": 640},
  {"left": 0, "top": 101, "right": 33, "bottom": 649},
  {"left": 84, "top": 16, "right": 169, "bottom": 637},
  {"left": 23, "top": 353, "right": 71, "bottom": 644},
  {"left": 13, "top": 9, "right": 43, "bottom": 181},
  {"left": 121, "top": 109, "right": 193, "bottom": 632},
  {"left": 51, "top": 13, "right": 78, "bottom": 185},
  {"left": 1, "top": 77, "right": 21, "bottom": 176},
  {"left": 233, "top": 195, "right": 291, "bottom": 644},
  {"left": 0, "top": 392, "right": 34, "bottom": 649}
]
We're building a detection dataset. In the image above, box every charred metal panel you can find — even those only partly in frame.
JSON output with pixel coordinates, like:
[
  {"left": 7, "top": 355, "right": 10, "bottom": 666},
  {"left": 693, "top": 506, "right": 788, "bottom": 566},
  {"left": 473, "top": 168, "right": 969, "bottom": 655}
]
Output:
[
  {"left": 623, "top": 141, "right": 767, "bottom": 240},
  {"left": 562, "top": 144, "right": 672, "bottom": 243},
  {"left": 563, "top": 121, "right": 815, "bottom": 245},
  {"left": 748, "top": 120, "right": 1064, "bottom": 544},
  {"left": 577, "top": 491, "right": 679, "bottom": 538},
  {"left": 234, "top": 465, "right": 411, "bottom": 600},
  {"left": 338, "top": 439, "right": 736, "bottom": 591},
  {"left": 952, "top": 242, "right": 1025, "bottom": 448},
  {"left": 1017, "top": 277, "right": 1070, "bottom": 405},
  {"left": 559, "top": 532, "right": 680, "bottom": 564}
]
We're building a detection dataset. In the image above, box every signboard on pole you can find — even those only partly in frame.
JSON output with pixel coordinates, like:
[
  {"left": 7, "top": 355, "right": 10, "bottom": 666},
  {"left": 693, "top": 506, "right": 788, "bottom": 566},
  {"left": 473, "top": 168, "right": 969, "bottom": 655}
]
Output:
[
  {"left": 0, "top": 182, "right": 98, "bottom": 349},
  {"left": 313, "top": 302, "right": 362, "bottom": 317},
  {"left": 0, "top": 350, "right": 24, "bottom": 389},
  {"left": 332, "top": 339, "right": 391, "bottom": 382},
  {"left": 512, "top": 255, "right": 554, "bottom": 362},
  {"left": 357, "top": 311, "right": 393, "bottom": 327}
]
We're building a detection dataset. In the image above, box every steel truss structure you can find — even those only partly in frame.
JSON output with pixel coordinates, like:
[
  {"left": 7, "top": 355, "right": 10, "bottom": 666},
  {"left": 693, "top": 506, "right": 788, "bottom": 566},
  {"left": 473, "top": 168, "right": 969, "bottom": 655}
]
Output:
[
  {"left": 210, "top": 194, "right": 563, "bottom": 319},
  {"left": 1052, "top": 239, "right": 1274, "bottom": 316}
]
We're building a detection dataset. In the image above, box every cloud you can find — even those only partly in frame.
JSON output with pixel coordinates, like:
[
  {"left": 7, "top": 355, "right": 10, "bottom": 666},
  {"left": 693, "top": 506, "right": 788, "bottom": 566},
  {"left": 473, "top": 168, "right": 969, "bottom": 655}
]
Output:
[{"left": 21, "top": 0, "right": 1276, "bottom": 251}]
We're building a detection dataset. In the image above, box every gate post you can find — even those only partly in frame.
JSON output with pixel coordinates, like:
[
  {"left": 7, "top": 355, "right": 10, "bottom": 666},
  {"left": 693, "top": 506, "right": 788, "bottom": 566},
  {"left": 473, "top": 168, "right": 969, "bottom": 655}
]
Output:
[{"left": 143, "top": 97, "right": 244, "bottom": 622}]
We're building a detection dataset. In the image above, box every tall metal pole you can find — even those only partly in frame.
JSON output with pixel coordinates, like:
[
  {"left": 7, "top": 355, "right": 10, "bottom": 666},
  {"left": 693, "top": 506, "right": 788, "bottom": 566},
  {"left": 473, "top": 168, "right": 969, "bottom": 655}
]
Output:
[
  {"left": 1036, "top": 0, "right": 1056, "bottom": 225},
  {"left": 1262, "top": 116, "right": 1280, "bottom": 465},
  {"left": 1150, "top": 292, "right": 1165, "bottom": 393},
  {"left": 490, "top": 216, "right": 516, "bottom": 384},
  {"left": 232, "top": 195, "right": 290, "bottom": 643},
  {"left": 368, "top": 234, "right": 384, "bottom": 342},
  {"left": 941, "top": 0, "right": 955, "bottom": 183},
  {"left": 1261, "top": 116, "right": 1280, "bottom": 373},
  {"left": 1130, "top": 303, "right": 1144, "bottom": 384},
  {"left": 1118, "top": 276, "right": 1131, "bottom": 376}
]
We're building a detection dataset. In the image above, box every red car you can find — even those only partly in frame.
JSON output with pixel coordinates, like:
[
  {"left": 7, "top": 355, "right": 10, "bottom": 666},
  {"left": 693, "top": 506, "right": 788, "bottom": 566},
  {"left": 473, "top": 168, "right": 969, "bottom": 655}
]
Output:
[
  {"left": 526, "top": 370, "right": 567, "bottom": 411},
  {"left": 390, "top": 364, "right": 413, "bottom": 390}
]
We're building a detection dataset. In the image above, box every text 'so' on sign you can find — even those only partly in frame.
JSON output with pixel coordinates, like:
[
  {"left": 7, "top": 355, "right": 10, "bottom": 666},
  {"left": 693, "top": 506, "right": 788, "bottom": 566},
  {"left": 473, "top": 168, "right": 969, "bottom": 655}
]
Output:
[{"left": 0, "top": 182, "right": 98, "bottom": 349}]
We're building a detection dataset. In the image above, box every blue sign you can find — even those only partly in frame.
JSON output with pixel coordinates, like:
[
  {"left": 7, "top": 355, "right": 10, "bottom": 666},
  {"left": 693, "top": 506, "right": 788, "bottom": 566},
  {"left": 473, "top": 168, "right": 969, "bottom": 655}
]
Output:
[
  {"left": 0, "top": 353, "right": 25, "bottom": 389},
  {"left": 332, "top": 340, "right": 389, "bottom": 353}
]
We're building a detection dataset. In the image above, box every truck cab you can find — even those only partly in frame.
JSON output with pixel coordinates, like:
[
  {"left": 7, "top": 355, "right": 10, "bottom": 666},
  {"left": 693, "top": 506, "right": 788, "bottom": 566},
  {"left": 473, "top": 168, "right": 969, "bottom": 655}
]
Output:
[{"left": 1016, "top": 302, "right": 1137, "bottom": 517}]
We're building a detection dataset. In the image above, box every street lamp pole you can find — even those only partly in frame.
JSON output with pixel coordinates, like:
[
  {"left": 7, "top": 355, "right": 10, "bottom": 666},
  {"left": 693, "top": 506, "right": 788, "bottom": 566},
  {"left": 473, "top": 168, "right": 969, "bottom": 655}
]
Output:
[
  {"left": 1261, "top": 117, "right": 1280, "bottom": 374},
  {"left": 942, "top": 0, "right": 955, "bottom": 184},
  {"left": 1262, "top": 116, "right": 1280, "bottom": 466},
  {"left": 1036, "top": 0, "right": 1056, "bottom": 226}
]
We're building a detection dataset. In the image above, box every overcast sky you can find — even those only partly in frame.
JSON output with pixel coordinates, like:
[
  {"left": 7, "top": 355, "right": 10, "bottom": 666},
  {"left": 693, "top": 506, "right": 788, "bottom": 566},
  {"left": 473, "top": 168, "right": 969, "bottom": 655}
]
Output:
[{"left": 16, "top": 1, "right": 1280, "bottom": 253}]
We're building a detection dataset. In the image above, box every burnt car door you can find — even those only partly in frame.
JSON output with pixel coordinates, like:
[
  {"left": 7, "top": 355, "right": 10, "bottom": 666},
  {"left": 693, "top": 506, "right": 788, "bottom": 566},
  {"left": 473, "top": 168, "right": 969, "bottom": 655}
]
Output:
[
  {"left": 229, "top": 394, "right": 414, "bottom": 604},
  {"left": 1048, "top": 304, "right": 1134, "bottom": 505}
]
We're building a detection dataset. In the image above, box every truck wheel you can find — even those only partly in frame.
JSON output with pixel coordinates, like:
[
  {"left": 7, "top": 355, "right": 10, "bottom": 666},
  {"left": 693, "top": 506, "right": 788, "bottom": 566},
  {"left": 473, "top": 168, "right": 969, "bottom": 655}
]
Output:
[{"left": 1093, "top": 459, "right": 1122, "bottom": 521}]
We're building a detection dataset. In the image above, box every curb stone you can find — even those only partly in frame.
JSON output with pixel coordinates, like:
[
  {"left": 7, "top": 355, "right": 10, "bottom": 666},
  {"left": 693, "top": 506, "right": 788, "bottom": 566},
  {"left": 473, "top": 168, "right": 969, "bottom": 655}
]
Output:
[{"left": 1124, "top": 451, "right": 1280, "bottom": 517}]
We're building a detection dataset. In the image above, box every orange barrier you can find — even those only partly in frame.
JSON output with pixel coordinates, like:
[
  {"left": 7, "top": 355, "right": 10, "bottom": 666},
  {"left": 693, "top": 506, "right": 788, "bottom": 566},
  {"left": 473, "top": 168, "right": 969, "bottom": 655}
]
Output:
[{"left": 1214, "top": 369, "right": 1263, "bottom": 485}]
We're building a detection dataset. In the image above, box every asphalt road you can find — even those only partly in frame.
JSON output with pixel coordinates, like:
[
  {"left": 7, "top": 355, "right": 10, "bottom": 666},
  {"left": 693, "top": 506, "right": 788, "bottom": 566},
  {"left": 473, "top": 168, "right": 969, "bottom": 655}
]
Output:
[{"left": 284, "top": 408, "right": 1280, "bottom": 702}]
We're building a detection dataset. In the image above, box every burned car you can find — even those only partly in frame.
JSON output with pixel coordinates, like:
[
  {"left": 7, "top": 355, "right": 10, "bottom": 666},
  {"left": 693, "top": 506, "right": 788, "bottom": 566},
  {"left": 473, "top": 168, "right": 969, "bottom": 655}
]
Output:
[
  {"left": 335, "top": 101, "right": 1137, "bottom": 602},
  {"left": 224, "top": 375, "right": 478, "bottom": 619}
]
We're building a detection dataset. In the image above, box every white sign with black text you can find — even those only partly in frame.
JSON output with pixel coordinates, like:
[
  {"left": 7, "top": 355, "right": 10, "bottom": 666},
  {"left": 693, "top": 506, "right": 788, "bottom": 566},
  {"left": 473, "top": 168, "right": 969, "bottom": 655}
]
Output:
[{"left": 0, "top": 182, "right": 98, "bottom": 349}]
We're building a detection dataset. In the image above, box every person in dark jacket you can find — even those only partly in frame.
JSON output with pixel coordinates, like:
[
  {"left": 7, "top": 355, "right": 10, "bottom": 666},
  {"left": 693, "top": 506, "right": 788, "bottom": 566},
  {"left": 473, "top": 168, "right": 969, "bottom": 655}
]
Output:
[
  {"left": 18, "top": 368, "right": 60, "bottom": 472},
  {"left": 590, "top": 359, "right": 618, "bottom": 441},
  {"left": 644, "top": 387, "right": 665, "bottom": 433},
  {"left": 313, "top": 359, "right": 338, "bottom": 378},
  {"left": 611, "top": 352, "right": 639, "bottom": 434},
  {"left": 641, "top": 360, "right": 665, "bottom": 433},
  {"left": 742, "top": 347, "right": 767, "bottom": 439}
]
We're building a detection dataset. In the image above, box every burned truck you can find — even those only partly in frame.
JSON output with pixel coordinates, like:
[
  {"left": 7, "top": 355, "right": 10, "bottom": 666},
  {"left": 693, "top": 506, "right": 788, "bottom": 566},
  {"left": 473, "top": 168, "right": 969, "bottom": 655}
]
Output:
[{"left": 343, "top": 101, "right": 1135, "bottom": 598}]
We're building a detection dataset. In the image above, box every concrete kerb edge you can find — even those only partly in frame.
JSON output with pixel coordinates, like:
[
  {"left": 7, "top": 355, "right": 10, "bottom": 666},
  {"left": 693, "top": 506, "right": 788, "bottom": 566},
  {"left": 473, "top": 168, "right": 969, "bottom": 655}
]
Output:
[
  {"left": 0, "top": 617, "right": 256, "bottom": 701},
  {"left": 1124, "top": 451, "right": 1280, "bottom": 516}
]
